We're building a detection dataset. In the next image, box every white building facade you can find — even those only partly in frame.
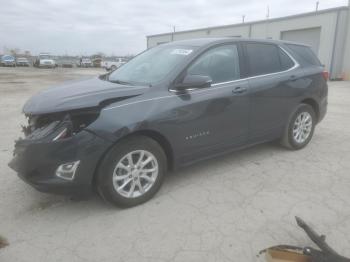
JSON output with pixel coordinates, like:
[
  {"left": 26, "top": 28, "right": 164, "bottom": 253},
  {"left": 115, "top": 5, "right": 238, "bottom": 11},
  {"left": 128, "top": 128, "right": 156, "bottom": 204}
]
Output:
[{"left": 147, "top": 6, "right": 350, "bottom": 80}]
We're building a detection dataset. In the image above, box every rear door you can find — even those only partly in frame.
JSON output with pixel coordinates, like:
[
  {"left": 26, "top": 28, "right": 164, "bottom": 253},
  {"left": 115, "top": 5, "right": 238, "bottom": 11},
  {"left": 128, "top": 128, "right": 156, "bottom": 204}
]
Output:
[{"left": 243, "top": 42, "right": 303, "bottom": 142}]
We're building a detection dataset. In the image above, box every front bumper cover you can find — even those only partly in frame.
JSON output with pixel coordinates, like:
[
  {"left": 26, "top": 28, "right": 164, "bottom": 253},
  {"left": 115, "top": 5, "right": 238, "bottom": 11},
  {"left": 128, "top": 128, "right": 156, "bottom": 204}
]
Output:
[
  {"left": 9, "top": 130, "right": 112, "bottom": 196},
  {"left": 1, "top": 61, "right": 15, "bottom": 66},
  {"left": 39, "top": 64, "right": 55, "bottom": 68},
  {"left": 17, "top": 63, "right": 30, "bottom": 66}
]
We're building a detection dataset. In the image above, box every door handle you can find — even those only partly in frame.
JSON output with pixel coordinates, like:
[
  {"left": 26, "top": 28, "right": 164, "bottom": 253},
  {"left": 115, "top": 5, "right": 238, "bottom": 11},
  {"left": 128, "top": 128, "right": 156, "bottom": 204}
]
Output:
[{"left": 232, "top": 86, "right": 247, "bottom": 94}]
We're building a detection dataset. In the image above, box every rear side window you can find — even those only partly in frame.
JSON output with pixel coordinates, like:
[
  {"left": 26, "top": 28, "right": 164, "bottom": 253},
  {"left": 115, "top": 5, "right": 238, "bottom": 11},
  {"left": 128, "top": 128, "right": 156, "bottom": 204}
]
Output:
[
  {"left": 279, "top": 49, "right": 295, "bottom": 70},
  {"left": 187, "top": 44, "right": 240, "bottom": 84},
  {"left": 285, "top": 44, "right": 321, "bottom": 66},
  {"left": 246, "top": 43, "right": 282, "bottom": 76}
]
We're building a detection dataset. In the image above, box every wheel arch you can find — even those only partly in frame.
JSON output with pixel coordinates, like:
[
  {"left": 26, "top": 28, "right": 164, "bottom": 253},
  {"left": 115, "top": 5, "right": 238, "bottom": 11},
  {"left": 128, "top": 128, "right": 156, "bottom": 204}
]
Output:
[
  {"left": 300, "top": 98, "right": 320, "bottom": 122},
  {"left": 127, "top": 130, "right": 175, "bottom": 170},
  {"left": 91, "top": 129, "right": 175, "bottom": 189}
]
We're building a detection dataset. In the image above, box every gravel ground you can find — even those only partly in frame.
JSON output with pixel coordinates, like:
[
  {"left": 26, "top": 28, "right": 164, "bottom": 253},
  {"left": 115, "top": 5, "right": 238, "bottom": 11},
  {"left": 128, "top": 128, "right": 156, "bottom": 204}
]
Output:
[{"left": 0, "top": 67, "right": 349, "bottom": 262}]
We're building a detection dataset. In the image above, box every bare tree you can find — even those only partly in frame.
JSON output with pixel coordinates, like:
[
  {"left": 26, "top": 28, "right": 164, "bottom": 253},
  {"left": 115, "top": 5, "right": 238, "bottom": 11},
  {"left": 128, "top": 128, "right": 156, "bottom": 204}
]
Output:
[{"left": 10, "top": 48, "right": 20, "bottom": 57}]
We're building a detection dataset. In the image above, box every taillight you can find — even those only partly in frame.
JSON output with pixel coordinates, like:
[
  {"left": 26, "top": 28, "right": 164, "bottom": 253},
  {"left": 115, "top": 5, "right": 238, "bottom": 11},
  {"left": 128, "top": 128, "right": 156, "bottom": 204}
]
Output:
[{"left": 322, "top": 71, "right": 329, "bottom": 81}]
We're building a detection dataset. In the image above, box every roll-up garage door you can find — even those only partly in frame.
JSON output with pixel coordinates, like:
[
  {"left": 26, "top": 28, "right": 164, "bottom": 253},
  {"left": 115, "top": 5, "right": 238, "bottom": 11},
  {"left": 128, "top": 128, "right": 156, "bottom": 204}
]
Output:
[{"left": 281, "top": 27, "right": 321, "bottom": 55}]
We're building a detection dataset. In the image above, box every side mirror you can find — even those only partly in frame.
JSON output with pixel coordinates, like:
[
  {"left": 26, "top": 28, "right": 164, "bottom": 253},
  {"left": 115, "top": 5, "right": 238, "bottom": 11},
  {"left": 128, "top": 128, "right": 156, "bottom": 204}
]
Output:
[{"left": 174, "top": 75, "right": 212, "bottom": 92}]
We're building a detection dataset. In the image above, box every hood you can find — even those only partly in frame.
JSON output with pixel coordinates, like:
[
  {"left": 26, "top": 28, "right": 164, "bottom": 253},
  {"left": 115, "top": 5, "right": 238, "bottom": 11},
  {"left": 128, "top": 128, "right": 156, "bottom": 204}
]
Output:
[{"left": 23, "top": 77, "right": 149, "bottom": 115}]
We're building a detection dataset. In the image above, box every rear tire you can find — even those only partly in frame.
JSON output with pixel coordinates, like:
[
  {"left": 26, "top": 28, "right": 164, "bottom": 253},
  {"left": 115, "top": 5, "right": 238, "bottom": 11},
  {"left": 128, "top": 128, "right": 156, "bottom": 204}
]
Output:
[
  {"left": 281, "top": 104, "right": 316, "bottom": 150},
  {"left": 97, "top": 136, "right": 167, "bottom": 208}
]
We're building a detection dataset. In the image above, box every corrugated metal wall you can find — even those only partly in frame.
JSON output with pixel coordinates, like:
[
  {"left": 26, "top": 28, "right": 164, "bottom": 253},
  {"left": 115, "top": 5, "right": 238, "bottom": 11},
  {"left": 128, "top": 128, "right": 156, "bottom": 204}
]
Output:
[{"left": 147, "top": 7, "right": 350, "bottom": 80}]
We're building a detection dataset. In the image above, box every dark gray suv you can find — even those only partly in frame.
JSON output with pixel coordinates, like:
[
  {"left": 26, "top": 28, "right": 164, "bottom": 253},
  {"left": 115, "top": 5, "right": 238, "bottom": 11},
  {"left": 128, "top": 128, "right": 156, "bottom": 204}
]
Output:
[{"left": 9, "top": 38, "right": 328, "bottom": 207}]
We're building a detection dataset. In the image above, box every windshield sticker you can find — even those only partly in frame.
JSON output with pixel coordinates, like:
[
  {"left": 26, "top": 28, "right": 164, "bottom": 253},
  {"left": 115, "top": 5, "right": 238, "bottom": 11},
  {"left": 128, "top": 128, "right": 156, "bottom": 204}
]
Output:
[{"left": 171, "top": 49, "right": 193, "bottom": 56}]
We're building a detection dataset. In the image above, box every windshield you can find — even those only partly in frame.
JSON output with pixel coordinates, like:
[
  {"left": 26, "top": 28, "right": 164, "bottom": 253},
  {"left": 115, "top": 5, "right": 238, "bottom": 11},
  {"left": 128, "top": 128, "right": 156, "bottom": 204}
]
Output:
[
  {"left": 108, "top": 45, "right": 196, "bottom": 85},
  {"left": 2, "top": 55, "right": 14, "bottom": 60},
  {"left": 39, "top": 55, "right": 51, "bottom": 59}
]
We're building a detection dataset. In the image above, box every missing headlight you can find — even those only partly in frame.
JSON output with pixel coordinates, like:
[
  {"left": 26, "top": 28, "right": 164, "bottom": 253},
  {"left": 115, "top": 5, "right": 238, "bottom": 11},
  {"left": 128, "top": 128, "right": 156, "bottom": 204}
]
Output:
[
  {"left": 22, "top": 108, "right": 100, "bottom": 141},
  {"left": 52, "top": 127, "right": 70, "bottom": 141},
  {"left": 26, "top": 120, "right": 61, "bottom": 140},
  {"left": 69, "top": 109, "right": 99, "bottom": 133}
]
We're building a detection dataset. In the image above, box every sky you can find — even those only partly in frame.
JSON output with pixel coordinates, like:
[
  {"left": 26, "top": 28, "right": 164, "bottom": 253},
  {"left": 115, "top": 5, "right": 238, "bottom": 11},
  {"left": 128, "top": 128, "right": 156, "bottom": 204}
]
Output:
[{"left": 0, "top": 0, "right": 348, "bottom": 56}]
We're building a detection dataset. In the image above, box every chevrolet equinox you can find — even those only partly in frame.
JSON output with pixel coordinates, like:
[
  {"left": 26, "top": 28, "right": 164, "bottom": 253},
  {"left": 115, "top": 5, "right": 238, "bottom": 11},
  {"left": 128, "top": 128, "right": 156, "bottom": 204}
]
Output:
[{"left": 9, "top": 38, "right": 328, "bottom": 207}]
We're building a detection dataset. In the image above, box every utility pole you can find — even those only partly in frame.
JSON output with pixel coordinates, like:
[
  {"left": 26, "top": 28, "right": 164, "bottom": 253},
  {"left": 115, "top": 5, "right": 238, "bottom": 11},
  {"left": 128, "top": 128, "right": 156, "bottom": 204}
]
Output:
[
  {"left": 242, "top": 15, "right": 246, "bottom": 23},
  {"left": 265, "top": 6, "right": 270, "bottom": 39},
  {"left": 316, "top": 1, "right": 319, "bottom": 12},
  {"left": 171, "top": 26, "right": 176, "bottom": 41}
]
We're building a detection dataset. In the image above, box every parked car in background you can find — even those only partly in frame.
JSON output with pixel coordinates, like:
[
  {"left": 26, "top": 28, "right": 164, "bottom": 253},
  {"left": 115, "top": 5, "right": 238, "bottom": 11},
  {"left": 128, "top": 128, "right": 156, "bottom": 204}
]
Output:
[
  {"left": 79, "top": 58, "right": 93, "bottom": 67},
  {"left": 1, "top": 55, "right": 16, "bottom": 67},
  {"left": 34, "top": 53, "right": 56, "bottom": 68},
  {"left": 9, "top": 38, "right": 328, "bottom": 207},
  {"left": 92, "top": 57, "right": 102, "bottom": 68},
  {"left": 16, "top": 57, "right": 30, "bottom": 67},
  {"left": 60, "top": 59, "right": 74, "bottom": 68},
  {"left": 101, "top": 58, "right": 127, "bottom": 71}
]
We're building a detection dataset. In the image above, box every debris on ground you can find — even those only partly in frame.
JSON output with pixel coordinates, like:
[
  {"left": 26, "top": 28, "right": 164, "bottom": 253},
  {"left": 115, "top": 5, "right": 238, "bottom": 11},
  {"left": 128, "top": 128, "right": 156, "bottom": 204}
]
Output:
[
  {"left": 260, "top": 217, "right": 350, "bottom": 262},
  {"left": 0, "top": 235, "right": 9, "bottom": 249}
]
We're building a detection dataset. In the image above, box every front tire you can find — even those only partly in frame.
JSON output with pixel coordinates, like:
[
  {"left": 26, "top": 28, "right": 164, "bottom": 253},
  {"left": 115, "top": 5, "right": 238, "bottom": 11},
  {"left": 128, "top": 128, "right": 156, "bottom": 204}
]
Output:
[
  {"left": 281, "top": 104, "right": 316, "bottom": 150},
  {"left": 97, "top": 136, "right": 167, "bottom": 207}
]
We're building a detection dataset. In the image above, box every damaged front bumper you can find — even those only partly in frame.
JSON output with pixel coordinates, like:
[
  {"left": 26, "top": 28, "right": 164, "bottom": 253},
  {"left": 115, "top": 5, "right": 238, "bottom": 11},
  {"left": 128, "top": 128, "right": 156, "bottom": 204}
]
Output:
[{"left": 8, "top": 115, "right": 112, "bottom": 197}]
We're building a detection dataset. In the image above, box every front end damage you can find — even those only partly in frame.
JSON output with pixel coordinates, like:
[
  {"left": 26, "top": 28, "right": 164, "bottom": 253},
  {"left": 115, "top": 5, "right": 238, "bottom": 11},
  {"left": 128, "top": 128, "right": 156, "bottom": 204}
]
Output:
[
  {"left": 8, "top": 108, "right": 112, "bottom": 196},
  {"left": 21, "top": 108, "right": 99, "bottom": 141}
]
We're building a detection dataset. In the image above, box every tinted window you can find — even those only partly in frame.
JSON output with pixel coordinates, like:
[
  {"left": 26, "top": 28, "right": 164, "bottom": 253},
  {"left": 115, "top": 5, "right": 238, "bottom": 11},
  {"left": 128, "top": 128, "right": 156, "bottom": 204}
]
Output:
[
  {"left": 279, "top": 48, "right": 295, "bottom": 70},
  {"left": 187, "top": 45, "right": 240, "bottom": 84},
  {"left": 286, "top": 44, "right": 321, "bottom": 66},
  {"left": 246, "top": 43, "right": 281, "bottom": 76}
]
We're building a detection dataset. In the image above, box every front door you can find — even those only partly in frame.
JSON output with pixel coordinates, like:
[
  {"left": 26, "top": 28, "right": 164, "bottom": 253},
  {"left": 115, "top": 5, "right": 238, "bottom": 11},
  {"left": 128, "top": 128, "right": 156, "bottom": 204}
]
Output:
[{"left": 170, "top": 44, "right": 250, "bottom": 163}]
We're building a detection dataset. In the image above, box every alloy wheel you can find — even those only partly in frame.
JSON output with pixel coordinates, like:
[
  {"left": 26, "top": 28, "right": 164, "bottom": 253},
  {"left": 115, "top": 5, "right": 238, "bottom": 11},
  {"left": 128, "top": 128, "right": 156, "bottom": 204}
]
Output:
[
  {"left": 292, "top": 111, "right": 313, "bottom": 144},
  {"left": 112, "top": 150, "right": 159, "bottom": 198}
]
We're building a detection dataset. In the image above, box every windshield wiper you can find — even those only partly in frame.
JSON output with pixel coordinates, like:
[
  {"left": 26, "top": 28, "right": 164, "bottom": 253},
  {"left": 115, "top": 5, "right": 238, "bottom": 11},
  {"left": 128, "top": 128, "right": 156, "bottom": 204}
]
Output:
[{"left": 108, "top": 78, "right": 133, "bottom": 86}]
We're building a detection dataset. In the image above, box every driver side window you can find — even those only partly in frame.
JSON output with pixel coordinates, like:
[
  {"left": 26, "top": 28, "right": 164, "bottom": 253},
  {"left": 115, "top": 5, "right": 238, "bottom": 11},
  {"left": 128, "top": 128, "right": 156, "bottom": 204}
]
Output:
[{"left": 187, "top": 44, "right": 240, "bottom": 84}]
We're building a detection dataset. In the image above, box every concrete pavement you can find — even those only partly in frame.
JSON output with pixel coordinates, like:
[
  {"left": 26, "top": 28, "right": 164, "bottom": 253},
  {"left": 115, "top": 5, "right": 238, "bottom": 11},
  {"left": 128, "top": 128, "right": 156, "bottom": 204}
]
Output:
[{"left": 0, "top": 67, "right": 349, "bottom": 262}]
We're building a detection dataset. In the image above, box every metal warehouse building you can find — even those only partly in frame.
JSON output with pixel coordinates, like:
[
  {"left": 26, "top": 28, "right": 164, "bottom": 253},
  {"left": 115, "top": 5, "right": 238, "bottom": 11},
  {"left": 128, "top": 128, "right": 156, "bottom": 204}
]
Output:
[{"left": 147, "top": 5, "right": 350, "bottom": 80}]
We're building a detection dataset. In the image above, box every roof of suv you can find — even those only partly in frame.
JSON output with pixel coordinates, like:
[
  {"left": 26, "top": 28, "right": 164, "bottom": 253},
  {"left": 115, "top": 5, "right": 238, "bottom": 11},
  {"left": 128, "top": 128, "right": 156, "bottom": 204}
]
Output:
[{"left": 164, "top": 37, "right": 309, "bottom": 48}]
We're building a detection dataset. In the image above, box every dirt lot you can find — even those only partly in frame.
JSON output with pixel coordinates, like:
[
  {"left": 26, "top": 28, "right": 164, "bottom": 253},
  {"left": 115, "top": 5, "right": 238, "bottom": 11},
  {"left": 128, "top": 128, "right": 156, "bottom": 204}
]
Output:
[{"left": 0, "top": 67, "right": 350, "bottom": 262}]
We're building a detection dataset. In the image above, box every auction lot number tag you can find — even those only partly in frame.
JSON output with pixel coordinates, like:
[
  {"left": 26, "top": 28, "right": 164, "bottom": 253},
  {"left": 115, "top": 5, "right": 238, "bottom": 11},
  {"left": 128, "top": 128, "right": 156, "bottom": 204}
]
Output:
[{"left": 171, "top": 49, "right": 193, "bottom": 55}]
